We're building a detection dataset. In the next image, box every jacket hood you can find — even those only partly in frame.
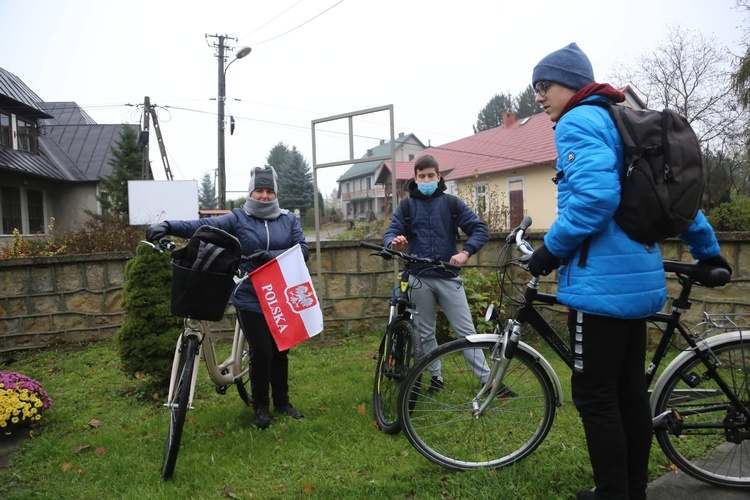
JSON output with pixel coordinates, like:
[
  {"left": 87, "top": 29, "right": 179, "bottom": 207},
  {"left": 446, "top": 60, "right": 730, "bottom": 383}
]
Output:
[{"left": 406, "top": 177, "right": 448, "bottom": 199}]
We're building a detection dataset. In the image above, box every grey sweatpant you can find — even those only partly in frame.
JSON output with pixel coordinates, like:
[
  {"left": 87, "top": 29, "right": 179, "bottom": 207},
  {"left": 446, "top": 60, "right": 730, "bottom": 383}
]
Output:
[{"left": 408, "top": 274, "right": 490, "bottom": 381}]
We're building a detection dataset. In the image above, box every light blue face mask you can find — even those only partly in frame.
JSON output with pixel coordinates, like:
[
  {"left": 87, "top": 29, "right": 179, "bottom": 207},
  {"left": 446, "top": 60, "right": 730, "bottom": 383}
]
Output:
[{"left": 418, "top": 181, "right": 438, "bottom": 196}]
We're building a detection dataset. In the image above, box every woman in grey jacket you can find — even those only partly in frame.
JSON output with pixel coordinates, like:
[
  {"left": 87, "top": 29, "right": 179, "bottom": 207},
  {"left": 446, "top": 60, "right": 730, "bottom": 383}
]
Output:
[
  {"left": 529, "top": 43, "right": 731, "bottom": 500},
  {"left": 147, "top": 166, "right": 308, "bottom": 429}
]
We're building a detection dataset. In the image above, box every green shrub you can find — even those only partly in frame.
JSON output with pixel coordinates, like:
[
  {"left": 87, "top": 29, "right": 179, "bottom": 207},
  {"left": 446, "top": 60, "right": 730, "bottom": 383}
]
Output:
[
  {"left": 115, "top": 242, "right": 182, "bottom": 388},
  {"left": 59, "top": 214, "right": 143, "bottom": 254},
  {"left": 707, "top": 195, "right": 750, "bottom": 231},
  {"left": 436, "top": 267, "right": 503, "bottom": 343}
]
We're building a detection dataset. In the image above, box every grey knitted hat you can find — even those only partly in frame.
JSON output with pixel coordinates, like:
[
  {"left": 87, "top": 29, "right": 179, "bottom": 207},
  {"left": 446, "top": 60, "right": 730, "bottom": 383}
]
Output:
[
  {"left": 532, "top": 42, "right": 595, "bottom": 91},
  {"left": 249, "top": 166, "right": 278, "bottom": 193}
]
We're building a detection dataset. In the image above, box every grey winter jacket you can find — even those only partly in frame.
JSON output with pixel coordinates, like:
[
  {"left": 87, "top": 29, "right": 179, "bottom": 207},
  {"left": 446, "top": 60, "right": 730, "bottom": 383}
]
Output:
[{"left": 167, "top": 208, "right": 308, "bottom": 313}]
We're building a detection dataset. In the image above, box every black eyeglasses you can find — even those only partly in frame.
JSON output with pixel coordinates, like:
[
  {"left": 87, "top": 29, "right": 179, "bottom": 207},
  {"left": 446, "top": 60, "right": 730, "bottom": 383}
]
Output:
[{"left": 534, "top": 81, "right": 552, "bottom": 97}]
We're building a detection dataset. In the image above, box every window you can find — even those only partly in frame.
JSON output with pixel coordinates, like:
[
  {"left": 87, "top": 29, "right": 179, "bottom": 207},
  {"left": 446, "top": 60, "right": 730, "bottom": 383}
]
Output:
[
  {"left": 508, "top": 179, "right": 524, "bottom": 227},
  {"left": 27, "top": 189, "right": 44, "bottom": 233},
  {"left": 1, "top": 186, "right": 22, "bottom": 234},
  {"left": 17, "top": 118, "right": 38, "bottom": 154},
  {"left": 474, "top": 182, "right": 487, "bottom": 217},
  {"left": 366, "top": 177, "right": 371, "bottom": 189},
  {"left": 0, "top": 112, "right": 10, "bottom": 147}
]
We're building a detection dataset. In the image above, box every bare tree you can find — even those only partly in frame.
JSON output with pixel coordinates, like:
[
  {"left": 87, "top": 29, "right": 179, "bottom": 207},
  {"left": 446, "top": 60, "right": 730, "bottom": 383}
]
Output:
[{"left": 610, "top": 26, "right": 741, "bottom": 147}]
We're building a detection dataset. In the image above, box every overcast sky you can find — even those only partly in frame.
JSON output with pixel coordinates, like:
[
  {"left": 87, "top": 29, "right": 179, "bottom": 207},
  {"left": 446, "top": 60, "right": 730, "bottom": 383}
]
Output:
[{"left": 0, "top": 0, "right": 744, "bottom": 199}]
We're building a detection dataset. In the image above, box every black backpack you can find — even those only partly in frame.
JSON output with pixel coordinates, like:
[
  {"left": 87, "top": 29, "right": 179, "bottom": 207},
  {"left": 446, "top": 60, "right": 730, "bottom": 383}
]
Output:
[
  {"left": 575, "top": 100, "right": 704, "bottom": 244},
  {"left": 172, "top": 225, "right": 241, "bottom": 275},
  {"left": 400, "top": 194, "right": 460, "bottom": 240},
  {"left": 170, "top": 226, "right": 242, "bottom": 321}
]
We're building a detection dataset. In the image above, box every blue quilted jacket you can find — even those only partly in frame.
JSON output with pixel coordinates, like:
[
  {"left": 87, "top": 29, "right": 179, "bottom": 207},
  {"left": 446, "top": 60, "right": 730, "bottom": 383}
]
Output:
[
  {"left": 167, "top": 208, "right": 308, "bottom": 313},
  {"left": 546, "top": 96, "right": 720, "bottom": 318},
  {"left": 383, "top": 179, "right": 489, "bottom": 277}
]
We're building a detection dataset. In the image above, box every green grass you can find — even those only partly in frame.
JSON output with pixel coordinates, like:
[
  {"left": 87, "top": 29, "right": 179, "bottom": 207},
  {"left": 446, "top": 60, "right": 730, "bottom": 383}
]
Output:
[{"left": 0, "top": 334, "right": 674, "bottom": 499}]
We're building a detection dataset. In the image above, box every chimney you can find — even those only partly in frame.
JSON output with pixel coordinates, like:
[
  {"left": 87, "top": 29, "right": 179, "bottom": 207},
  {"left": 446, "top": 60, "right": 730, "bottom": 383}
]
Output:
[
  {"left": 399, "top": 132, "right": 404, "bottom": 138},
  {"left": 380, "top": 139, "right": 385, "bottom": 145},
  {"left": 367, "top": 149, "right": 372, "bottom": 157},
  {"left": 503, "top": 112, "right": 516, "bottom": 128}
]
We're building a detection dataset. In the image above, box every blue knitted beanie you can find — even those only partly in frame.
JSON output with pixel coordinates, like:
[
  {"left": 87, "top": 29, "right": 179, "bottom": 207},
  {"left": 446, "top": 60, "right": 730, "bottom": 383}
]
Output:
[{"left": 532, "top": 42, "right": 595, "bottom": 91}]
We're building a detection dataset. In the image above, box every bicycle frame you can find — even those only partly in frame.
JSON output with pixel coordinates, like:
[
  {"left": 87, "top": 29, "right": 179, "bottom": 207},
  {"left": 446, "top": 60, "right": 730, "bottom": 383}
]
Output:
[{"left": 165, "top": 319, "right": 249, "bottom": 410}]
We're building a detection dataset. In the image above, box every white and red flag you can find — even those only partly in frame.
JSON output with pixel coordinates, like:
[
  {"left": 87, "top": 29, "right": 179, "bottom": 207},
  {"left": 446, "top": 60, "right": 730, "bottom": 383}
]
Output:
[{"left": 249, "top": 244, "right": 323, "bottom": 350}]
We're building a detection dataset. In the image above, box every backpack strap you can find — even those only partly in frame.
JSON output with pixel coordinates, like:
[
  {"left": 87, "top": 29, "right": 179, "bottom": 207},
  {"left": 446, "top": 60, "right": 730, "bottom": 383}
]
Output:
[{"left": 400, "top": 194, "right": 459, "bottom": 240}]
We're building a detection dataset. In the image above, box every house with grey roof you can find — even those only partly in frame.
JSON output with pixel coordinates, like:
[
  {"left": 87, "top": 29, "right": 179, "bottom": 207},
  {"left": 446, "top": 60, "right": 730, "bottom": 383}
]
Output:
[
  {"left": 0, "top": 67, "right": 141, "bottom": 244},
  {"left": 337, "top": 132, "right": 425, "bottom": 221}
]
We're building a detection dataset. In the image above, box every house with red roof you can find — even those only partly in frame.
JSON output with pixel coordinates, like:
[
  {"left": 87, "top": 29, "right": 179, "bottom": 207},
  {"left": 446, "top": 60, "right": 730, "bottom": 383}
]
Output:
[{"left": 370, "top": 87, "right": 646, "bottom": 232}]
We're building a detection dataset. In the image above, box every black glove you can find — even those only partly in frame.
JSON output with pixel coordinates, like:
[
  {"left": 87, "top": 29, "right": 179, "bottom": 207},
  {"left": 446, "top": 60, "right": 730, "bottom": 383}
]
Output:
[
  {"left": 249, "top": 249, "right": 273, "bottom": 264},
  {"left": 699, "top": 255, "right": 732, "bottom": 276},
  {"left": 528, "top": 244, "right": 561, "bottom": 277},
  {"left": 146, "top": 222, "right": 170, "bottom": 242}
]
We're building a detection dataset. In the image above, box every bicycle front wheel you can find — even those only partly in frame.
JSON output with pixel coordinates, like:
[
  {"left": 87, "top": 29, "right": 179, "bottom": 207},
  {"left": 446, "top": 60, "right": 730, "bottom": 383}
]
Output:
[
  {"left": 653, "top": 337, "right": 750, "bottom": 487},
  {"left": 397, "top": 337, "right": 556, "bottom": 470},
  {"left": 162, "top": 334, "right": 199, "bottom": 480},
  {"left": 373, "top": 319, "right": 416, "bottom": 434}
]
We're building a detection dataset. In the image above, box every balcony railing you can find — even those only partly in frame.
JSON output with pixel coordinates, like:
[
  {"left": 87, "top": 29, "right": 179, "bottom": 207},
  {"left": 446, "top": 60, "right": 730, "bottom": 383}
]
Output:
[{"left": 341, "top": 187, "right": 385, "bottom": 201}]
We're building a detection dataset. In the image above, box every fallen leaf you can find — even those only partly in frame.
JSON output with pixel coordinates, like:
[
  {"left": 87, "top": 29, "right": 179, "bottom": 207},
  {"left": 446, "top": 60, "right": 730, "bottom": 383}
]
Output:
[
  {"left": 89, "top": 419, "right": 102, "bottom": 428},
  {"left": 47, "top": 359, "right": 56, "bottom": 365},
  {"left": 95, "top": 446, "right": 106, "bottom": 457},
  {"left": 372, "top": 420, "right": 379, "bottom": 430},
  {"left": 72, "top": 445, "right": 91, "bottom": 453},
  {"left": 152, "top": 393, "right": 160, "bottom": 400},
  {"left": 187, "top": 417, "right": 197, "bottom": 425},
  {"left": 401, "top": 450, "right": 409, "bottom": 457},
  {"left": 215, "top": 429, "right": 224, "bottom": 437},
  {"left": 134, "top": 373, "right": 143, "bottom": 379},
  {"left": 349, "top": 471, "right": 357, "bottom": 477},
  {"left": 280, "top": 423, "right": 287, "bottom": 430},
  {"left": 357, "top": 404, "right": 366, "bottom": 416},
  {"left": 61, "top": 462, "right": 73, "bottom": 472},
  {"left": 302, "top": 484, "right": 315, "bottom": 495}
]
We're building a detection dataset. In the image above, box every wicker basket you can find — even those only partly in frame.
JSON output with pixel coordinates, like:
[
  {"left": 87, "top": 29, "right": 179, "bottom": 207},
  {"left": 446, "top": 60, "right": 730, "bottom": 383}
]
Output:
[{"left": 170, "top": 262, "right": 234, "bottom": 321}]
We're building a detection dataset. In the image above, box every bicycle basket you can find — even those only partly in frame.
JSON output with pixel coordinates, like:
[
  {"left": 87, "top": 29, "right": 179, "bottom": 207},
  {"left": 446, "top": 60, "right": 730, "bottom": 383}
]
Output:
[{"left": 170, "top": 262, "right": 235, "bottom": 321}]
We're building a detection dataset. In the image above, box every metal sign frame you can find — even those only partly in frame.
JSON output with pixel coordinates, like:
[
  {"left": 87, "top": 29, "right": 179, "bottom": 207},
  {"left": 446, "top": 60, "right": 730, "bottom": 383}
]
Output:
[{"left": 311, "top": 105, "right": 396, "bottom": 339}]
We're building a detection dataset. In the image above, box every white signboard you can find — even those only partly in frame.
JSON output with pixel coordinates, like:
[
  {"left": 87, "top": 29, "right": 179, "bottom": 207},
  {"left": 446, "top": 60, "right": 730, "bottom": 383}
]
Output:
[{"left": 127, "top": 180, "right": 200, "bottom": 225}]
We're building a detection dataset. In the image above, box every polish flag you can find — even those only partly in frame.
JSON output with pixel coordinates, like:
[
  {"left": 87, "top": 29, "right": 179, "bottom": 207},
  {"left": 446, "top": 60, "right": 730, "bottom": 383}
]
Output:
[{"left": 249, "top": 244, "right": 323, "bottom": 350}]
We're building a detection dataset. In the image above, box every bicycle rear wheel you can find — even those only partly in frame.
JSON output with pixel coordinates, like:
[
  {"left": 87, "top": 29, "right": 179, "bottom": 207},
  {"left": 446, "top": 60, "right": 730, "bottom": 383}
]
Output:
[
  {"left": 397, "top": 337, "right": 555, "bottom": 470},
  {"left": 653, "top": 337, "right": 750, "bottom": 487},
  {"left": 161, "top": 334, "right": 199, "bottom": 480},
  {"left": 373, "top": 319, "right": 416, "bottom": 434},
  {"left": 235, "top": 331, "right": 252, "bottom": 406}
]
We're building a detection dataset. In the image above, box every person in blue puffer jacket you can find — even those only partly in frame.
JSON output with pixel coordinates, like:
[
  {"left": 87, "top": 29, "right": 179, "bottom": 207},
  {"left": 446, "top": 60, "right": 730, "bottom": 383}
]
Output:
[
  {"left": 146, "top": 166, "right": 307, "bottom": 430},
  {"left": 529, "top": 43, "right": 732, "bottom": 500},
  {"left": 384, "top": 154, "right": 491, "bottom": 393}
]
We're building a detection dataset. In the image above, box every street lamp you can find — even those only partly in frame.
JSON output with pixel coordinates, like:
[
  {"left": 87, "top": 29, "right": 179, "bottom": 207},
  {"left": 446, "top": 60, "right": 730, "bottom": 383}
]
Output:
[{"left": 217, "top": 42, "right": 251, "bottom": 210}]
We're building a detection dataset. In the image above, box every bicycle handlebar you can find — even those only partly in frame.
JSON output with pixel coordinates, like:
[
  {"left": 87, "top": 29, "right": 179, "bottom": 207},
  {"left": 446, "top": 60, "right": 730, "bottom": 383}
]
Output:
[{"left": 359, "top": 241, "right": 462, "bottom": 272}]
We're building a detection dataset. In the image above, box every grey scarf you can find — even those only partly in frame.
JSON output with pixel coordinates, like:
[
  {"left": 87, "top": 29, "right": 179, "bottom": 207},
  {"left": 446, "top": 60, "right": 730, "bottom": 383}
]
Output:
[{"left": 242, "top": 197, "right": 282, "bottom": 220}]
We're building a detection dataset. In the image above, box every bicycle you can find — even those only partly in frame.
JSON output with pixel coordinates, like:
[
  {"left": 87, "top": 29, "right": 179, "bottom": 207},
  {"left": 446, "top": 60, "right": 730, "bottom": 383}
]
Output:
[
  {"left": 142, "top": 238, "right": 252, "bottom": 480},
  {"left": 396, "top": 217, "right": 750, "bottom": 488},
  {"left": 359, "top": 241, "right": 460, "bottom": 434}
]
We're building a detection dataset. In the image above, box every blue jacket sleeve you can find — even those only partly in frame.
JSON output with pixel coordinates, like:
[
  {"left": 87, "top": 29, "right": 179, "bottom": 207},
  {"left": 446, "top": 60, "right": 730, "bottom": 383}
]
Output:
[
  {"left": 383, "top": 200, "right": 408, "bottom": 249},
  {"left": 679, "top": 211, "right": 721, "bottom": 259}
]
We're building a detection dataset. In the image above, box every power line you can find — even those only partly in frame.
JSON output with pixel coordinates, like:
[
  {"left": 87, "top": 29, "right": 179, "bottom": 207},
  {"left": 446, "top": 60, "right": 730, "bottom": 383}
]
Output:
[
  {"left": 249, "top": 0, "right": 345, "bottom": 46},
  {"left": 238, "top": 0, "right": 306, "bottom": 40}
]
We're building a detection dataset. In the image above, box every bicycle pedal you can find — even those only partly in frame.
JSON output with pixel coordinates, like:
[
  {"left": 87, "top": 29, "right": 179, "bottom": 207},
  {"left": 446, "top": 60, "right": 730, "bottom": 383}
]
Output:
[
  {"left": 215, "top": 385, "right": 228, "bottom": 395},
  {"left": 665, "top": 409, "right": 684, "bottom": 435}
]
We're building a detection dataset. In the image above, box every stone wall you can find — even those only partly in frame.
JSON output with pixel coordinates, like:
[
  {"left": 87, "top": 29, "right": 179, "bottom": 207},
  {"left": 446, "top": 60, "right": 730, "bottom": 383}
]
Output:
[{"left": 1, "top": 234, "right": 749, "bottom": 353}]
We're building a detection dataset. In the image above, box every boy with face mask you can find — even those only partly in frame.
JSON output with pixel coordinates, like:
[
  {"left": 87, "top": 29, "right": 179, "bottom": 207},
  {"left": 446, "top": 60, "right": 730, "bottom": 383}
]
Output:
[{"left": 384, "top": 154, "right": 491, "bottom": 391}]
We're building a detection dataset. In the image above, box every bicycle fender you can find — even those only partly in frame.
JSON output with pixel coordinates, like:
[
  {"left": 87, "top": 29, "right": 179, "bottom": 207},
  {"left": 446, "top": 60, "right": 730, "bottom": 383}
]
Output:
[
  {"left": 463, "top": 334, "right": 564, "bottom": 408},
  {"left": 649, "top": 330, "right": 747, "bottom": 411}
]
